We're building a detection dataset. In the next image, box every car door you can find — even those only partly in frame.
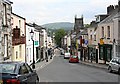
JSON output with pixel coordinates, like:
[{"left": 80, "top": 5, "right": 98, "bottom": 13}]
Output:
[
  {"left": 19, "top": 64, "right": 32, "bottom": 83},
  {"left": 25, "top": 63, "right": 38, "bottom": 82},
  {"left": 110, "top": 58, "right": 117, "bottom": 70},
  {"left": 114, "top": 58, "right": 120, "bottom": 71}
]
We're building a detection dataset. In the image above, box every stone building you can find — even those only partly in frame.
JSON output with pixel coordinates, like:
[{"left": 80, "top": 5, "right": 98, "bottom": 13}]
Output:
[{"left": 0, "top": 0, "right": 13, "bottom": 61}]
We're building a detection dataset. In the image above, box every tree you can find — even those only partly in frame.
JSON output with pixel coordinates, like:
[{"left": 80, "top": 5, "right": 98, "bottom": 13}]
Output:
[{"left": 54, "top": 29, "right": 66, "bottom": 47}]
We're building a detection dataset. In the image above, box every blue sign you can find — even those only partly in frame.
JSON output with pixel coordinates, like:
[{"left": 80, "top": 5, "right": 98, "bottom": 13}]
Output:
[{"left": 85, "top": 40, "right": 88, "bottom": 45}]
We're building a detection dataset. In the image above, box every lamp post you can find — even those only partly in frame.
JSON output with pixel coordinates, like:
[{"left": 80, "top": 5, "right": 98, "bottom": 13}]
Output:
[
  {"left": 30, "top": 29, "right": 35, "bottom": 69},
  {"left": 45, "top": 40, "right": 48, "bottom": 62}
]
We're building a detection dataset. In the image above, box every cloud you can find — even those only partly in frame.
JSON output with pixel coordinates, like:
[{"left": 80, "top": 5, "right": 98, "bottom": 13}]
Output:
[{"left": 11, "top": 0, "right": 118, "bottom": 25}]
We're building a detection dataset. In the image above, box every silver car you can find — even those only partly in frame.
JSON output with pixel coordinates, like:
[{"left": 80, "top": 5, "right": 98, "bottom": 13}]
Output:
[{"left": 108, "top": 57, "right": 120, "bottom": 75}]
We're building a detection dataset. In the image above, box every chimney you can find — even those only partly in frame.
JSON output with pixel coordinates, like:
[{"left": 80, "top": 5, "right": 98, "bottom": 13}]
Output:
[
  {"left": 90, "top": 21, "right": 96, "bottom": 26},
  {"left": 107, "top": 5, "right": 114, "bottom": 15},
  {"left": 115, "top": 5, "right": 118, "bottom": 9}
]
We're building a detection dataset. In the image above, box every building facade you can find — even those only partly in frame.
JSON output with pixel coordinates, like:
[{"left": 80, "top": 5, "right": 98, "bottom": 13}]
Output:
[
  {"left": 11, "top": 13, "right": 26, "bottom": 62},
  {"left": 0, "top": 0, "right": 13, "bottom": 61},
  {"left": 97, "top": 5, "right": 119, "bottom": 63}
]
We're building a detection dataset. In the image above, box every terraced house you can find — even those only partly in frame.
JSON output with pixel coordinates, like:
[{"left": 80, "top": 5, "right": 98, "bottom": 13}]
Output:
[
  {"left": 0, "top": 0, "right": 13, "bottom": 61},
  {"left": 11, "top": 13, "right": 26, "bottom": 62}
]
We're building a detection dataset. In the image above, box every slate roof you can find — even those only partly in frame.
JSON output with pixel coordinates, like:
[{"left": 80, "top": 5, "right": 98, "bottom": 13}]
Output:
[
  {"left": 3, "top": 0, "right": 13, "bottom": 4},
  {"left": 99, "top": 8, "right": 119, "bottom": 24}
]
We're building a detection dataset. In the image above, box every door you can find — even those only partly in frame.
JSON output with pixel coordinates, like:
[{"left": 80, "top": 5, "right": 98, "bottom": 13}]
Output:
[
  {"left": 19, "top": 64, "right": 32, "bottom": 83},
  {"left": 25, "top": 63, "right": 38, "bottom": 82}
]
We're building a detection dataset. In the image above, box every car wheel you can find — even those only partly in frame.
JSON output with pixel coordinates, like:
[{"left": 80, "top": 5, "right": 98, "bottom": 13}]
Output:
[
  {"left": 108, "top": 66, "right": 112, "bottom": 73},
  {"left": 118, "top": 68, "right": 120, "bottom": 75},
  {"left": 35, "top": 80, "right": 39, "bottom": 84},
  {"left": 35, "top": 77, "right": 39, "bottom": 84}
]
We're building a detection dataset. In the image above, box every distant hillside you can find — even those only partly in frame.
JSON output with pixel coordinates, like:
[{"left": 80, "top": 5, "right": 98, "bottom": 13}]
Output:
[{"left": 42, "top": 22, "right": 74, "bottom": 30}]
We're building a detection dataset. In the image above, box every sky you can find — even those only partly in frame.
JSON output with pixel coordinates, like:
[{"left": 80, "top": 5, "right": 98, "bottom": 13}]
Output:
[{"left": 11, "top": 0, "right": 118, "bottom": 25}]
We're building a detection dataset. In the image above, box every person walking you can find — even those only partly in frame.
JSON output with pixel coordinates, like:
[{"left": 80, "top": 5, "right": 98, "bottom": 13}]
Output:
[
  {"left": 45, "top": 50, "right": 48, "bottom": 62},
  {"left": 90, "top": 50, "right": 93, "bottom": 63},
  {"left": 50, "top": 48, "right": 53, "bottom": 59}
]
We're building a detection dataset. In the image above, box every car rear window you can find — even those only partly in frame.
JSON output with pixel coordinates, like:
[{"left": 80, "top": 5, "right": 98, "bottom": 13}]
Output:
[
  {"left": 0, "top": 64, "right": 16, "bottom": 73},
  {"left": 72, "top": 56, "right": 77, "bottom": 58},
  {"left": 65, "top": 53, "right": 70, "bottom": 55}
]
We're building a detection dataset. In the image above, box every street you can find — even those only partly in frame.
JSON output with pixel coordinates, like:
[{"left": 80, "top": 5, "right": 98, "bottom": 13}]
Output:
[{"left": 36, "top": 50, "right": 119, "bottom": 82}]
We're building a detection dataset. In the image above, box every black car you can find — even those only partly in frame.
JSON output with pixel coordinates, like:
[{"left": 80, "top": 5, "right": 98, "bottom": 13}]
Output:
[{"left": 0, "top": 61, "right": 39, "bottom": 84}]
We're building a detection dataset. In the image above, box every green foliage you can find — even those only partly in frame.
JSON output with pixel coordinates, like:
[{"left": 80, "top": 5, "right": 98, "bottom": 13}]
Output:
[
  {"left": 54, "top": 29, "right": 66, "bottom": 47},
  {"left": 84, "top": 24, "right": 90, "bottom": 28}
]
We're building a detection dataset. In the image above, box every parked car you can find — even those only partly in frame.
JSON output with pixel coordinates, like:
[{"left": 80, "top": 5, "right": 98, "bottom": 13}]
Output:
[
  {"left": 0, "top": 61, "right": 39, "bottom": 84},
  {"left": 64, "top": 52, "right": 70, "bottom": 59},
  {"left": 59, "top": 48, "right": 64, "bottom": 55},
  {"left": 69, "top": 55, "right": 79, "bottom": 63},
  {"left": 108, "top": 57, "right": 120, "bottom": 75}
]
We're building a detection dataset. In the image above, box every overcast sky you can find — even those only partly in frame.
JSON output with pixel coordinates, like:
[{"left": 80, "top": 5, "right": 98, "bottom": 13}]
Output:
[{"left": 11, "top": 0, "right": 118, "bottom": 25}]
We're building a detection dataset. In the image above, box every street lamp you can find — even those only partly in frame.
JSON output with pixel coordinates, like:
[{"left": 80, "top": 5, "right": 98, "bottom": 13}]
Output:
[
  {"left": 45, "top": 40, "right": 48, "bottom": 62},
  {"left": 30, "top": 29, "right": 35, "bottom": 69}
]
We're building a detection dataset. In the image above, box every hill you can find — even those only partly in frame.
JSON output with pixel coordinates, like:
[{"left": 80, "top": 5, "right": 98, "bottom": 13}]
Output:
[{"left": 42, "top": 22, "right": 74, "bottom": 30}]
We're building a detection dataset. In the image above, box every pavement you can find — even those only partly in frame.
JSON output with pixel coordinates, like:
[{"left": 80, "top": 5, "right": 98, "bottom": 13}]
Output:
[
  {"left": 80, "top": 61, "right": 108, "bottom": 70},
  {"left": 35, "top": 55, "right": 54, "bottom": 71}
]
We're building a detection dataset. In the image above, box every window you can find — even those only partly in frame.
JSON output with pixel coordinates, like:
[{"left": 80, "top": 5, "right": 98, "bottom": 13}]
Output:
[
  {"left": 102, "top": 27, "right": 104, "bottom": 38},
  {"left": 94, "top": 35, "right": 96, "bottom": 41},
  {"left": 0, "top": 64, "right": 16, "bottom": 73},
  {"left": 90, "top": 35, "right": 92, "bottom": 40},
  {"left": 19, "top": 64, "right": 29, "bottom": 74},
  {"left": 16, "top": 51, "right": 18, "bottom": 59},
  {"left": 107, "top": 26, "right": 110, "bottom": 38},
  {"left": 19, "top": 20, "right": 21, "bottom": 28},
  {"left": 3, "top": 3, "right": 7, "bottom": 25},
  {"left": 4, "top": 34, "right": 8, "bottom": 58},
  {"left": 90, "top": 30, "right": 92, "bottom": 34},
  {"left": 19, "top": 45, "right": 21, "bottom": 58},
  {"left": 111, "top": 58, "right": 116, "bottom": 63},
  {"left": 30, "top": 48, "right": 31, "bottom": 62},
  {"left": 26, "top": 63, "right": 33, "bottom": 73}
]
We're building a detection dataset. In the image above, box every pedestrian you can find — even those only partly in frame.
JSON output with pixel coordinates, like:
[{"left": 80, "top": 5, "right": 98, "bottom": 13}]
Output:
[
  {"left": 50, "top": 48, "right": 53, "bottom": 59},
  {"left": 45, "top": 50, "right": 48, "bottom": 62},
  {"left": 90, "top": 50, "right": 93, "bottom": 63}
]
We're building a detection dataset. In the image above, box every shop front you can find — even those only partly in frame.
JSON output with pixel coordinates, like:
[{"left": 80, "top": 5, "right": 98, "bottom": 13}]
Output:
[
  {"left": 98, "top": 44, "right": 112, "bottom": 64},
  {"left": 88, "top": 45, "right": 98, "bottom": 63}
]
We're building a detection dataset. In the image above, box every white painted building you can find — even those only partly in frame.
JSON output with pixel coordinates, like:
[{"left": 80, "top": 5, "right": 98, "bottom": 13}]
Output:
[
  {"left": 26, "top": 23, "right": 34, "bottom": 65},
  {"left": 11, "top": 13, "right": 26, "bottom": 62}
]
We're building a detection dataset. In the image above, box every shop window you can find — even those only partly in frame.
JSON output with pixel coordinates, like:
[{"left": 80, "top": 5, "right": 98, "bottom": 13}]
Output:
[{"left": 99, "top": 47, "right": 103, "bottom": 60}]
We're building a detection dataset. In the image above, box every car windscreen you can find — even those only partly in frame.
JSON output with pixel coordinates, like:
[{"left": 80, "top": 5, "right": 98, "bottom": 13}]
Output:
[{"left": 0, "top": 64, "right": 16, "bottom": 73}]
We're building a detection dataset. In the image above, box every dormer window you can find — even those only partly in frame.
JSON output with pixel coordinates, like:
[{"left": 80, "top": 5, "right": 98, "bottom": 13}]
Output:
[{"left": 96, "top": 16, "right": 100, "bottom": 22}]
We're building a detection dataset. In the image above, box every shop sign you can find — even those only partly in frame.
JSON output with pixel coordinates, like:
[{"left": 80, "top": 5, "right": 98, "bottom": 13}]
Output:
[{"left": 100, "top": 38, "right": 104, "bottom": 45}]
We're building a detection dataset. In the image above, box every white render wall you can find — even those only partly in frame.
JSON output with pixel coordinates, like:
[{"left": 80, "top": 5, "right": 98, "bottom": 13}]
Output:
[
  {"left": 0, "top": 0, "right": 3, "bottom": 61},
  {"left": 67, "top": 35, "right": 71, "bottom": 47},
  {"left": 26, "top": 25, "right": 34, "bottom": 65}
]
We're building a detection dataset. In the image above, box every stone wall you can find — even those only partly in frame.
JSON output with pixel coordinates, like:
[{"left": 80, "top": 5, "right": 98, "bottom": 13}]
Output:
[{"left": 0, "top": 0, "right": 12, "bottom": 61}]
